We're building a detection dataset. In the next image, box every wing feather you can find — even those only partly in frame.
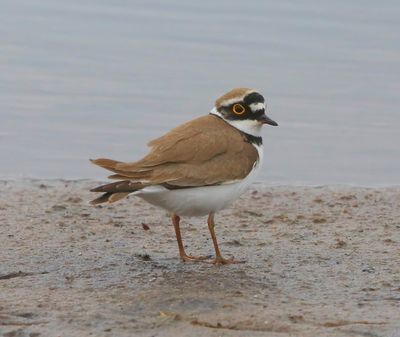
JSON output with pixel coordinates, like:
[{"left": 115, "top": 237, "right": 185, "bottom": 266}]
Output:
[{"left": 90, "top": 115, "right": 258, "bottom": 187}]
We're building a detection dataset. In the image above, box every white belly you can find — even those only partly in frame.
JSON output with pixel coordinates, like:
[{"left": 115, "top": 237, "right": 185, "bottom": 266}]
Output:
[{"left": 133, "top": 145, "right": 264, "bottom": 216}]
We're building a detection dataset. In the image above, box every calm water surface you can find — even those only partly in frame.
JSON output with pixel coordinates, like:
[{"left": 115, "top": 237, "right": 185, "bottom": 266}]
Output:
[{"left": 1, "top": 1, "right": 399, "bottom": 185}]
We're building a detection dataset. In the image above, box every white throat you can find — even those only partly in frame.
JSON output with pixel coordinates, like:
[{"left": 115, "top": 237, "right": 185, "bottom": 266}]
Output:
[{"left": 210, "top": 107, "right": 262, "bottom": 137}]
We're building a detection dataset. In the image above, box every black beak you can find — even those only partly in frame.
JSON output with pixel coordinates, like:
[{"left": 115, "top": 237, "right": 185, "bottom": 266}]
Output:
[{"left": 259, "top": 113, "right": 278, "bottom": 126}]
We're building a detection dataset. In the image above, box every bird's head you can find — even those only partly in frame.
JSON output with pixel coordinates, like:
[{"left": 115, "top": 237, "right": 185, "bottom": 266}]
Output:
[{"left": 211, "top": 88, "right": 278, "bottom": 136}]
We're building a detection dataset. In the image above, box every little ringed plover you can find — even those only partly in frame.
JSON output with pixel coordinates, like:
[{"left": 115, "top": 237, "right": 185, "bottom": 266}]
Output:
[{"left": 90, "top": 88, "right": 278, "bottom": 264}]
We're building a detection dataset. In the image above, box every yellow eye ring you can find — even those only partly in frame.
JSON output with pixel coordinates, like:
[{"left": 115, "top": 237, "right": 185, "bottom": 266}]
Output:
[{"left": 232, "top": 103, "right": 246, "bottom": 115}]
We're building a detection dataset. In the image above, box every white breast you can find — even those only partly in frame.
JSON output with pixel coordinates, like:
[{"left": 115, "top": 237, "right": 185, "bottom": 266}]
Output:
[{"left": 133, "top": 144, "right": 264, "bottom": 217}]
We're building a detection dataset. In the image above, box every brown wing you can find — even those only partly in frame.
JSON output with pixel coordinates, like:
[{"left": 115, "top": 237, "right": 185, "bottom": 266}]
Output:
[{"left": 91, "top": 115, "right": 259, "bottom": 187}]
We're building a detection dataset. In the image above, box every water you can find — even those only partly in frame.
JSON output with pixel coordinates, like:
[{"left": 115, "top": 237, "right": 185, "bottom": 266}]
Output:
[{"left": 1, "top": 0, "right": 399, "bottom": 185}]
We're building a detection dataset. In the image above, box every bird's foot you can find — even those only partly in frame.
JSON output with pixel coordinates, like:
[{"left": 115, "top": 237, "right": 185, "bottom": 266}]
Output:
[{"left": 180, "top": 254, "right": 213, "bottom": 262}]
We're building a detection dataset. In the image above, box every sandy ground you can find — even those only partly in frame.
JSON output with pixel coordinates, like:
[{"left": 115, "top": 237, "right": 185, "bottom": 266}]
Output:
[{"left": 0, "top": 180, "right": 399, "bottom": 337}]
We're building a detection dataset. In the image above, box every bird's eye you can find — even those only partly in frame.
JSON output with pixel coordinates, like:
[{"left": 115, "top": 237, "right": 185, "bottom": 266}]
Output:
[{"left": 232, "top": 104, "right": 246, "bottom": 115}]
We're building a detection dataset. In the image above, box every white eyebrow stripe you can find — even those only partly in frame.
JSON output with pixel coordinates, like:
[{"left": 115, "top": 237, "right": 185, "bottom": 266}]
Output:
[
  {"left": 249, "top": 102, "right": 265, "bottom": 111},
  {"left": 219, "top": 96, "right": 246, "bottom": 107},
  {"left": 218, "top": 90, "right": 255, "bottom": 107}
]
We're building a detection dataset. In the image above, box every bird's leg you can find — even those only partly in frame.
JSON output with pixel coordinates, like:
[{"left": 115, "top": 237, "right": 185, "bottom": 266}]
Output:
[
  {"left": 171, "top": 213, "right": 210, "bottom": 262},
  {"left": 207, "top": 213, "right": 244, "bottom": 265}
]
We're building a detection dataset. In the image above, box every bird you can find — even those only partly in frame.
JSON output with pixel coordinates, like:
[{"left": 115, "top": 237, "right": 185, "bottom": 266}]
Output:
[{"left": 90, "top": 88, "right": 278, "bottom": 264}]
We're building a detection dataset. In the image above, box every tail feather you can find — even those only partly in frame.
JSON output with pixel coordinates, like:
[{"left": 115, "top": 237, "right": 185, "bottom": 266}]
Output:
[
  {"left": 90, "top": 180, "right": 144, "bottom": 193},
  {"left": 108, "top": 174, "right": 128, "bottom": 180},
  {"left": 90, "top": 180, "right": 145, "bottom": 205},
  {"left": 90, "top": 192, "right": 113, "bottom": 205},
  {"left": 90, "top": 158, "right": 152, "bottom": 205},
  {"left": 90, "top": 158, "right": 121, "bottom": 169},
  {"left": 108, "top": 192, "right": 130, "bottom": 203},
  {"left": 90, "top": 158, "right": 153, "bottom": 179},
  {"left": 90, "top": 158, "right": 128, "bottom": 175}
]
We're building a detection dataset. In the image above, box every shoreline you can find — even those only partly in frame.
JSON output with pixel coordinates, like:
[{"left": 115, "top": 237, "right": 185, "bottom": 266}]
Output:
[
  {"left": 1, "top": 180, "right": 399, "bottom": 337},
  {"left": 1, "top": 177, "right": 400, "bottom": 188}
]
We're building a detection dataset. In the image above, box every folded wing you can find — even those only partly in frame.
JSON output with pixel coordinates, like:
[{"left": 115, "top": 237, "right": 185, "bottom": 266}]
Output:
[{"left": 91, "top": 115, "right": 259, "bottom": 190}]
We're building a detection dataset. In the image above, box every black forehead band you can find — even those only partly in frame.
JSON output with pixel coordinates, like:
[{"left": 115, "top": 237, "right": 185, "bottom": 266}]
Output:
[{"left": 243, "top": 92, "right": 264, "bottom": 105}]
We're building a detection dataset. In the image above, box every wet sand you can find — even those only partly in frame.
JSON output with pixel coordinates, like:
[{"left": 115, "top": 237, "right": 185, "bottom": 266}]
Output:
[{"left": 0, "top": 180, "right": 399, "bottom": 337}]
